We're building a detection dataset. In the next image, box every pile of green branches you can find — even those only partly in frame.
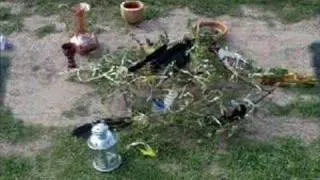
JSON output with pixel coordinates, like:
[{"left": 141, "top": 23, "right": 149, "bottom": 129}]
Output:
[{"left": 67, "top": 33, "right": 262, "bottom": 135}]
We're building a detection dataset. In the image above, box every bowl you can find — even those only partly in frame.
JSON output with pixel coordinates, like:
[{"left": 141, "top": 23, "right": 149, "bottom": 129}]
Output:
[
  {"left": 120, "top": 1, "right": 144, "bottom": 24},
  {"left": 193, "top": 20, "right": 229, "bottom": 40}
]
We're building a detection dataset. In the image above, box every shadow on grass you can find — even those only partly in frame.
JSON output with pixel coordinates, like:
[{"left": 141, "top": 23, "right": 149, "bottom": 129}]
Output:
[
  {"left": 0, "top": 56, "right": 43, "bottom": 143},
  {"left": 0, "top": 55, "right": 10, "bottom": 106},
  {"left": 0, "top": 107, "right": 43, "bottom": 143}
]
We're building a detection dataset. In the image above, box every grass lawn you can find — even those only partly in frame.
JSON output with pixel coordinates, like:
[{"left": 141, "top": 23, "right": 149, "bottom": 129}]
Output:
[
  {"left": 1, "top": 109, "right": 320, "bottom": 179},
  {"left": 20, "top": 0, "right": 320, "bottom": 23},
  {"left": 35, "top": 24, "right": 57, "bottom": 38},
  {"left": 1, "top": 0, "right": 319, "bottom": 33},
  {"left": 0, "top": 107, "right": 42, "bottom": 143},
  {"left": 0, "top": 7, "right": 23, "bottom": 35},
  {"left": 269, "top": 87, "right": 320, "bottom": 118}
]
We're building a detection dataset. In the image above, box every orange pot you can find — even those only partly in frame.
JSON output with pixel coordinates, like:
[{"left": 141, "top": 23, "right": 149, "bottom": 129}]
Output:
[
  {"left": 120, "top": 1, "right": 144, "bottom": 24},
  {"left": 193, "top": 20, "right": 229, "bottom": 40}
]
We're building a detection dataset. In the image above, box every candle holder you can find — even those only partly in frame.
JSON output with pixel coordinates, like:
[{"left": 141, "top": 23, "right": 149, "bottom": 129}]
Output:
[{"left": 87, "top": 123, "right": 122, "bottom": 172}]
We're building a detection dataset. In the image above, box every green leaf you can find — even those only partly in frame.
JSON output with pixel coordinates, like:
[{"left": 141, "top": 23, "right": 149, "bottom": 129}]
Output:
[{"left": 138, "top": 146, "right": 158, "bottom": 158}]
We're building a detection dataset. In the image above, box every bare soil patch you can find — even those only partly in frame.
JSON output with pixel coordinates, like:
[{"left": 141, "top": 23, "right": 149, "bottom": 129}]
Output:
[
  {"left": 221, "top": 11, "right": 319, "bottom": 74},
  {"left": 244, "top": 116, "right": 319, "bottom": 144},
  {"left": 3, "top": 7, "right": 319, "bottom": 135}
]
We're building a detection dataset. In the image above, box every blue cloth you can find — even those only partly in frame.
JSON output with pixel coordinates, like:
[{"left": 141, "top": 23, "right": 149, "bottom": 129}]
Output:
[
  {"left": 152, "top": 99, "right": 166, "bottom": 113},
  {"left": 0, "top": 34, "right": 14, "bottom": 51}
]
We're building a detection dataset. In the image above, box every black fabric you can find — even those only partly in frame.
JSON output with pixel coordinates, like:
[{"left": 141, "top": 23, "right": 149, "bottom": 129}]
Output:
[
  {"left": 72, "top": 123, "right": 92, "bottom": 139},
  {"left": 128, "top": 44, "right": 167, "bottom": 72},
  {"left": 149, "top": 39, "right": 193, "bottom": 72},
  {"left": 71, "top": 118, "right": 132, "bottom": 139},
  {"left": 128, "top": 38, "right": 193, "bottom": 73}
]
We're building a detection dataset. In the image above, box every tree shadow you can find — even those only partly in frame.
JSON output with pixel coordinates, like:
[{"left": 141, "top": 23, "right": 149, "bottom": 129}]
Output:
[{"left": 0, "top": 55, "right": 11, "bottom": 106}]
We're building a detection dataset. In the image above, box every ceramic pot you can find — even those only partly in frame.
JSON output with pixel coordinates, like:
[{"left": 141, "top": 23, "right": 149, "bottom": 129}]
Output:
[
  {"left": 193, "top": 20, "right": 229, "bottom": 40},
  {"left": 120, "top": 1, "right": 144, "bottom": 24}
]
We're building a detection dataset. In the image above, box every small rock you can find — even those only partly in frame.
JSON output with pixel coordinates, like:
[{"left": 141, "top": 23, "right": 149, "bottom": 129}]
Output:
[{"left": 31, "top": 65, "right": 41, "bottom": 72}]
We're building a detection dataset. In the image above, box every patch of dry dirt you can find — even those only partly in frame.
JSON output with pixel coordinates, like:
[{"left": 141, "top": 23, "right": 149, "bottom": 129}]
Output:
[
  {"left": 3, "top": 9, "right": 198, "bottom": 127},
  {"left": 3, "top": 6, "right": 319, "bottom": 132},
  {"left": 60, "top": 90, "right": 132, "bottom": 124},
  {"left": 4, "top": 15, "right": 131, "bottom": 127},
  {"left": 0, "top": 136, "right": 51, "bottom": 157},
  {"left": 244, "top": 116, "right": 320, "bottom": 144},
  {"left": 220, "top": 8, "right": 320, "bottom": 74},
  {"left": 5, "top": 31, "right": 95, "bottom": 126},
  {"left": 23, "top": 15, "right": 66, "bottom": 32},
  {"left": 97, "top": 8, "right": 198, "bottom": 52}
]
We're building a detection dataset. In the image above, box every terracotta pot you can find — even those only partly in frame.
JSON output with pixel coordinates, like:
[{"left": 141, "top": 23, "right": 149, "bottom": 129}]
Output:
[
  {"left": 120, "top": 1, "right": 144, "bottom": 24},
  {"left": 193, "top": 20, "right": 229, "bottom": 40}
]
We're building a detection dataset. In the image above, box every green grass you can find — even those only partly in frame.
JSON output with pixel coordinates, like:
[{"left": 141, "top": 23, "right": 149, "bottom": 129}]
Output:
[
  {"left": 0, "top": 121, "right": 219, "bottom": 179},
  {"left": 271, "top": 101, "right": 320, "bottom": 118},
  {"left": 35, "top": 24, "right": 57, "bottom": 38},
  {"left": 20, "top": 0, "right": 320, "bottom": 23},
  {"left": 0, "top": 107, "right": 42, "bottom": 143},
  {"left": 0, "top": 100, "right": 318, "bottom": 180},
  {"left": 1, "top": 121, "right": 320, "bottom": 179},
  {"left": 0, "top": 7, "right": 23, "bottom": 35},
  {"left": 269, "top": 87, "right": 320, "bottom": 118},
  {"left": 221, "top": 137, "right": 320, "bottom": 180},
  {"left": 0, "top": 20, "right": 23, "bottom": 35},
  {"left": 0, "top": 7, "right": 12, "bottom": 21},
  {"left": 1, "top": 1, "right": 320, "bottom": 179},
  {"left": 0, "top": 156, "right": 34, "bottom": 179},
  {"left": 144, "top": 6, "right": 164, "bottom": 21}
]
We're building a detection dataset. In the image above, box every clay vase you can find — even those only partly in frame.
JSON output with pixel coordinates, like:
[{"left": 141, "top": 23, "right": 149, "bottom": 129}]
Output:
[{"left": 120, "top": 1, "right": 144, "bottom": 24}]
